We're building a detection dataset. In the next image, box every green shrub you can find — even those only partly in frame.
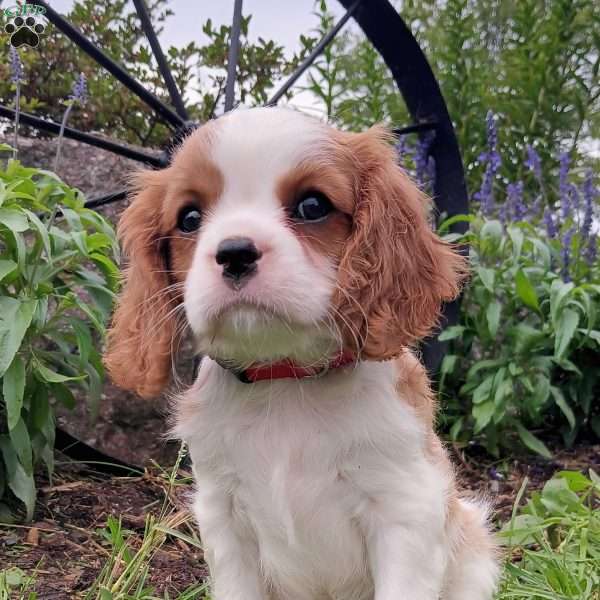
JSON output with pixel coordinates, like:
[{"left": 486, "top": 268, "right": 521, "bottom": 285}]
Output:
[
  {"left": 497, "top": 470, "right": 600, "bottom": 599},
  {"left": 0, "top": 150, "right": 119, "bottom": 520},
  {"left": 440, "top": 215, "right": 600, "bottom": 457}
]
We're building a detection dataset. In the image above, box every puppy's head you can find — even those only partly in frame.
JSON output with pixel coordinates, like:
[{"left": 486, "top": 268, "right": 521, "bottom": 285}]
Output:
[{"left": 104, "top": 107, "right": 466, "bottom": 398}]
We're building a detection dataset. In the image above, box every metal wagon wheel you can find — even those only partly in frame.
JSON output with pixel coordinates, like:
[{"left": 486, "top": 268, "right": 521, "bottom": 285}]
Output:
[{"left": 0, "top": 0, "right": 469, "bottom": 470}]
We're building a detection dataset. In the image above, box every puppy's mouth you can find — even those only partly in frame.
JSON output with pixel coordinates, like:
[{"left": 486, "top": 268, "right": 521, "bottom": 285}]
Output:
[
  {"left": 191, "top": 297, "right": 337, "bottom": 366},
  {"left": 210, "top": 298, "right": 284, "bottom": 324}
]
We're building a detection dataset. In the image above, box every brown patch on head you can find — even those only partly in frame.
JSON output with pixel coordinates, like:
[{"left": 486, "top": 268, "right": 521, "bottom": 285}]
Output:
[
  {"left": 104, "top": 125, "right": 224, "bottom": 398},
  {"left": 327, "top": 125, "right": 468, "bottom": 359},
  {"left": 277, "top": 125, "right": 467, "bottom": 360},
  {"left": 276, "top": 159, "right": 353, "bottom": 262}
]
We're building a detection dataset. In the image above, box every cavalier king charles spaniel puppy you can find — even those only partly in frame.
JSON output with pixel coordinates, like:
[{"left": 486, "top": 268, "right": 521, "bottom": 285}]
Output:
[{"left": 104, "top": 107, "right": 499, "bottom": 600}]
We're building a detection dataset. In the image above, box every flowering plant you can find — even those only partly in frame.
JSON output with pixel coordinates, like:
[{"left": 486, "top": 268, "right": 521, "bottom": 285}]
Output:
[{"left": 439, "top": 114, "right": 600, "bottom": 456}]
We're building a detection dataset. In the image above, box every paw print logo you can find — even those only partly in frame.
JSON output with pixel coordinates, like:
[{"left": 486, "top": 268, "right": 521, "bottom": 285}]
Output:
[{"left": 5, "top": 16, "right": 45, "bottom": 48}]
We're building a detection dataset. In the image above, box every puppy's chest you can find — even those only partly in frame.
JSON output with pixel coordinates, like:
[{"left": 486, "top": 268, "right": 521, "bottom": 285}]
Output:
[{"left": 207, "top": 403, "right": 361, "bottom": 529}]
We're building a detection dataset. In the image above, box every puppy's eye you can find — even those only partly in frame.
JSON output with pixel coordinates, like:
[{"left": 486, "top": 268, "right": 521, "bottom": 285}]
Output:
[
  {"left": 292, "top": 192, "right": 333, "bottom": 223},
  {"left": 177, "top": 206, "right": 202, "bottom": 233}
]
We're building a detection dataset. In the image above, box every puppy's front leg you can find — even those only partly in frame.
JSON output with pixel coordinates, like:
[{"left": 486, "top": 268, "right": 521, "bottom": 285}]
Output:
[
  {"left": 193, "top": 476, "right": 265, "bottom": 600},
  {"left": 363, "top": 519, "right": 447, "bottom": 600}
]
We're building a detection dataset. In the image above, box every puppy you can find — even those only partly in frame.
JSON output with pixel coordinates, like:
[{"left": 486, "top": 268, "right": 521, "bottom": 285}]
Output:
[{"left": 104, "top": 107, "right": 499, "bottom": 600}]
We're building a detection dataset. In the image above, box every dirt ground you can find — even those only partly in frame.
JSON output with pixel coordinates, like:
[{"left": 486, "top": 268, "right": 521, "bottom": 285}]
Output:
[{"left": 1, "top": 431, "right": 598, "bottom": 598}]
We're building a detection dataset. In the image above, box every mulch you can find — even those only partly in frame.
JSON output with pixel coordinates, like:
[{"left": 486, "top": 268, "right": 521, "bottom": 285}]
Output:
[
  {"left": 0, "top": 465, "right": 207, "bottom": 598},
  {"left": 1, "top": 436, "right": 597, "bottom": 598}
]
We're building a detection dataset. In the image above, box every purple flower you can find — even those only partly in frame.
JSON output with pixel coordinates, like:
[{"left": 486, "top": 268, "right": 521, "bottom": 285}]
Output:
[
  {"left": 585, "top": 234, "right": 598, "bottom": 267},
  {"left": 70, "top": 72, "right": 88, "bottom": 105},
  {"left": 507, "top": 181, "right": 526, "bottom": 221},
  {"left": 559, "top": 152, "right": 573, "bottom": 220},
  {"left": 544, "top": 207, "right": 557, "bottom": 239},
  {"left": 415, "top": 131, "right": 435, "bottom": 190},
  {"left": 581, "top": 170, "right": 597, "bottom": 241},
  {"left": 475, "top": 111, "right": 501, "bottom": 216},
  {"left": 474, "top": 163, "right": 495, "bottom": 216},
  {"left": 530, "top": 195, "right": 543, "bottom": 221},
  {"left": 395, "top": 136, "right": 408, "bottom": 161},
  {"left": 499, "top": 201, "right": 509, "bottom": 224},
  {"left": 561, "top": 226, "right": 576, "bottom": 282},
  {"left": 525, "top": 145, "right": 542, "bottom": 184},
  {"left": 482, "top": 111, "right": 501, "bottom": 171},
  {"left": 9, "top": 46, "right": 23, "bottom": 83}
]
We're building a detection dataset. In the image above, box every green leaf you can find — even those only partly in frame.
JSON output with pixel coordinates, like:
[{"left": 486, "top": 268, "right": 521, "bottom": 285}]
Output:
[
  {"left": 531, "top": 238, "right": 551, "bottom": 269},
  {"left": 51, "top": 383, "right": 76, "bottom": 410},
  {"left": 34, "top": 360, "right": 85, "bottom": 383},
  {"left": 473, "top": 400, "right": 495, "bottom": 433},
  {"left": 550, "top": 279, "right": 575, "bottom": 324},
  {"left": 467, "top": 358, "right": 505, "bottom": 379},
  {"left": 554, "top": 308, "right": 579, "bottom": 360},
  {"left": 476, "top": 267, "right": 495, "bottom": 292},
  {"left": 540, "top": 477, "right": 581, "bottom": 515},
  {"left": 72, "top": 320, "right": 92, "bottom": 367},
  {"left": 480, "top": 219, "right": 503, "bottom": 244},
  {"left": 486, "top": 300, "right": 501, "bottom": 337},
  {"left": 472, "top": 376, "right": 494, "bottom": 404},
  {"left": 0, "top": 259, "right": 17, "bottom": 282},
  {"left": 515, "top": 269, "right": 540, "bottom": 311},
  {"left": 0, "top": 300, "right": 37, "bottom": 378},
  {"left": 438, "top": 325, "right": 465, "bottom": 342},
  {"left": 550, "top": 386, "right": 576, "bottom": 430},
  {"left": 2, "top": 356, "right": 25, "bottom": 430},
  {"left": 556, "top": 470, "right": 591, "bottom": 493},
  {"left": 440, "top": 354, "right": 457, "bottom": 376},
  {"left": 30, "top": 384, "right": 50, "bottom": 431},
  {"left": 516, "top": 422, "right": 552, "bottom": 458},
  {"left": 507, "top": 226, "right": 524, "bottom": 260},
  {"left": 22, "top": 208, "right": 52, "bottom": 260},
  {"left": 9, "top": 419, "right": 33, "bottom": 475},
  {"left": 449, "top": 417, "right": 463, "bottom": 440},
  {"left": 0, "top": 207, "right": 29, "bottom": 232},
  {"left": 530, "top": 374, "right": 551, "bottom": 410},
  {"left": 0, "top": 436, "right": 35, "bottom": 521}
]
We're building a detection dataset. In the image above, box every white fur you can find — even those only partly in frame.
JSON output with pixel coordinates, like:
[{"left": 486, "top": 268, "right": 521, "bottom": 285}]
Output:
[
  {"left": 184, "top": 108, "right": 338, "bottom": 366},
  {"left": 175, "top": 107, "right": 498, "bottom": 600}
]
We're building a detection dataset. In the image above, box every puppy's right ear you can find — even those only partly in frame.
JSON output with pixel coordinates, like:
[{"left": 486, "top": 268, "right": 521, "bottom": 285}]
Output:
[{"left": 104, "top": 169, "right": 181, "bottom": 399}]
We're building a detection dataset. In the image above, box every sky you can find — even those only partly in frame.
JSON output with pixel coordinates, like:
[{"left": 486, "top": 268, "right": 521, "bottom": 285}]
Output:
[
  {"left": 42, "top": 0, "right": 349, "bottom": 116},
  {"left": 47, "top": 0, "right": 344, "bottom": 54}
]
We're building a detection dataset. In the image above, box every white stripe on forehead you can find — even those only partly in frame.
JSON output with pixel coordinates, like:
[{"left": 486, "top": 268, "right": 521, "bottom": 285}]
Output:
[{"left": 210, "top": 107, "right": 329, "bottom": 207}]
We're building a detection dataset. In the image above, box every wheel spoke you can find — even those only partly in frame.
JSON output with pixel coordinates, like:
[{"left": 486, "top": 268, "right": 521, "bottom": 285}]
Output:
[
  {"left": 224, "top": 0, "right": 244, "bottom": 112},
  {"left": 85, "top": 189, "right": 128, "bottom": 210},
  {"left": 267, "top": 0, "right": 363, "bottom": 106},
  {"left": 35, "top": 0, "right": 184, "bottom": 129},
  {"left": 393, "top": 121, "right": 438, "bottom": 136},
  {"left": 0, "top": 105, "right": 165, "bottom": 167},
  {"left": 132, "top": 0, "right": 189, "bottom": 120}
]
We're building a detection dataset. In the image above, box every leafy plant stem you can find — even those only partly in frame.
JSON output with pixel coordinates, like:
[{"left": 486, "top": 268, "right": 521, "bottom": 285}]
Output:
[
  {"left": 13, "top": 81, "right": 20, "bottom": 161},
  {"left": 53, "top": 103, "right": 73, "bottom": 174}
]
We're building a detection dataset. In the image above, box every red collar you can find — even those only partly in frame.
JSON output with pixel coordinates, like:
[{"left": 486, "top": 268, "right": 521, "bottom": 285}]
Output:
[{"left": 216, "top": 351, "right": 357, "bottom": 383}]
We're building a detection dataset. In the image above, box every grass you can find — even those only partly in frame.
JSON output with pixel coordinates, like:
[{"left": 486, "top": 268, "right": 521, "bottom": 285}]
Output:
[
  {"left": 82, "top": 444, "right": 210, "bottom": 600},
  {"left": 497, "top": 470, "right": 600, "bottom": 600},
  {"left": 1, "top": 461, "right": 598, "bottom": 599}
]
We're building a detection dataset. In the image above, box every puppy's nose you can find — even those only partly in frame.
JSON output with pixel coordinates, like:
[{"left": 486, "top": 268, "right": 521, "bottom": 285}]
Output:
[{"left": 215, "top": 237, "right": 262, "bottom": 283}]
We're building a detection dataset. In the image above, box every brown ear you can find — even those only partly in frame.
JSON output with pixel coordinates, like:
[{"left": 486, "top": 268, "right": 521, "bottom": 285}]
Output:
[
  {"left": 104, "top": 170, "right": 182, "bottom": 398},
  {"left": 333, "top": 126, "right": 467, "bottom": 360}
]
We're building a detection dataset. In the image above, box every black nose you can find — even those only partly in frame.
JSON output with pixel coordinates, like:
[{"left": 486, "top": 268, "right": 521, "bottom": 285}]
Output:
[{"left": 215, "top": 237, "right": 262, "bottom": 282}]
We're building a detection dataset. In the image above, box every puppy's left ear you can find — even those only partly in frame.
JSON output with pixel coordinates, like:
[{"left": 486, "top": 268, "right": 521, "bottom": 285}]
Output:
[{"left": 334, "top": 126, "right": 468, "bottom": 360}]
